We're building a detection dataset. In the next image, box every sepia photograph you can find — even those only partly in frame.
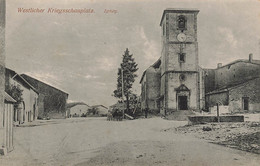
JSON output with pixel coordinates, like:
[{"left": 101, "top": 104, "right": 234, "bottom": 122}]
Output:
[{"left": 0, "top": 0, "right": 260, "bottom": 165}]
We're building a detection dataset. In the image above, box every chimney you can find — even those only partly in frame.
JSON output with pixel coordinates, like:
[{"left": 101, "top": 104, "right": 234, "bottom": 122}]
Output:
[
  {"left": 249, "top": 53, "right": 253, "bottom": 62},
  {"left": 217, "top": 63, "right": 222, "bottom": 68}
]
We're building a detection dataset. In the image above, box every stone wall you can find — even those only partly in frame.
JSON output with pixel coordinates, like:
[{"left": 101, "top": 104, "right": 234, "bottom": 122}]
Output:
[
  {"left": 140, "top": 67, "right": 161, "bottom": 113},
  {"left": 188, "top": 115, "right": 244, "bottom": 125},
  {"left": 204, "top": 69, "right": 215, "bottom": 93},
  {"left": 167, "top": 72, "right": 199, "bottom": 110},
  {"left": 160, "top": 74, "right": 166, "bottom": 114},
  {"left": 37, "top": 93, "right": 45, "bottom": 118},
  {"left": 146, "top": 67, "right": 160, "bottom": 112},
  {"left": 206, "top": 91, "right": 229, "bottom": 108},
  {"left": 199, "top": 67, "right": 205, "bottom": 110},
  {"left": 215, "top": 62, "right": 260, "bottom": 89},
  {"left": 167, "top": 44, "right": 198, "bottom": 71},
  {"left": 140, "top": 73, "right": 146, "bottom": 109},
  {"left": 229, "top": 77, "right": 260, "bottom": 113},
  {"left": 21, "top": 74, "right": 68, "bottom": 119}
]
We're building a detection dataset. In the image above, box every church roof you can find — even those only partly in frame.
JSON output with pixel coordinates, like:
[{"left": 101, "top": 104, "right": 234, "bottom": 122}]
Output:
[{"left": 140, "top": 58, "right": 161, "bottom": 84}]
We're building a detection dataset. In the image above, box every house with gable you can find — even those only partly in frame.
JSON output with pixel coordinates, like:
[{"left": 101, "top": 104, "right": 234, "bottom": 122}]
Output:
[
  {"left": 67, "top": 102, "right": 90, "bottom": 117},
  {"left": 21, "top": 74, "right": 69, "bottom": 119},
  {"left": 89, "top": 105, "right": 108, "bottom": 116},
  {"left": 5, "top": 68, "right": 39, "bottom": 123}
]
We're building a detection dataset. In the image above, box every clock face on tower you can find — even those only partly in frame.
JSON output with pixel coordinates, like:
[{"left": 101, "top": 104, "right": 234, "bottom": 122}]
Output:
[{"left": 177, "top": 33, "right": 187, "bottom": 42}]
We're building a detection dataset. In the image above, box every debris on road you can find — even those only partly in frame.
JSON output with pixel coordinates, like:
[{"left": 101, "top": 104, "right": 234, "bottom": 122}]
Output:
[{"left": 169, "top": 122, "right": 260, "bottom": 154}]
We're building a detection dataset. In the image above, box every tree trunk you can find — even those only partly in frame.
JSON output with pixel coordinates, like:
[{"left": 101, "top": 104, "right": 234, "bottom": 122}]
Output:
[{"left": 126, "top": 93, "right": 129, "bottom": 114}]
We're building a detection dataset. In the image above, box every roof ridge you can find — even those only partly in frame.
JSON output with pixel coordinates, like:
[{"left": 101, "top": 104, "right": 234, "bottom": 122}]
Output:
[{"left": 21, "top": 74, "right": 69, "bottom": 95}]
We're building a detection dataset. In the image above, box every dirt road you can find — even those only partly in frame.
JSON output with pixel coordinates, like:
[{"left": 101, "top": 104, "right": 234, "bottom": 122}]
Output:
[{"left": 0, "top": 117, "right": 259, "bottom": 166}]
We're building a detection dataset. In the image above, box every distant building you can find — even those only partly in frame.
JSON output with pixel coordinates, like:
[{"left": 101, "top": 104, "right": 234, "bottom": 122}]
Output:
[
  {"left": 67, "top": 102, "right": 89, "bottom": 117},
  {"left": 89, "top": 105, "right": 108, "bottom": 116},
  {"left": 140, "top": 9, "right": 260, "bottom": 118},
  {"left": 5, "top": 68, "right": 39, "bottom": 123},
  {"left": 21, "top": 74, "right": 69, "bottom": 119}
]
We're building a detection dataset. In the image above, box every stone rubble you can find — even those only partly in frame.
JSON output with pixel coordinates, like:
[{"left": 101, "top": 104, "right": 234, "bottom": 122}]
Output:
[{"left": 172, "top": 122, "right": 260, "bottom": 154}]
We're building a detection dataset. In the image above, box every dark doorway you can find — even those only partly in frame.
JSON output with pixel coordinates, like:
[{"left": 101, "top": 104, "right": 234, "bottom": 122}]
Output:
[
  {"left": 178, "top": 96, "right": 188, "bottom": 110},
  {"left": 243, "top": 97, "right": 249, "bottom": 110}
]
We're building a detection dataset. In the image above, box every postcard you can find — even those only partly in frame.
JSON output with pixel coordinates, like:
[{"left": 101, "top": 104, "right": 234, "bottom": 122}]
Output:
[{"left": 0, "top": 0, "right": 259, "bottom": 165}]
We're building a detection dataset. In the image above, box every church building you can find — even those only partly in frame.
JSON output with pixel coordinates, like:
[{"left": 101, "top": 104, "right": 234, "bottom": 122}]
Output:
[{"left": 140, "top": 8, "right": 260, "bottom": 118}]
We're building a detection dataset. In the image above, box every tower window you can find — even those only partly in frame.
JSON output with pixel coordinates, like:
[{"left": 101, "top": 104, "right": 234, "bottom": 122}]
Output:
[
  {"left": 179, "top": 74, "right": 186, "bottom": 82},
  {"left": 178, "top": 15, "right": 187, "bottom": 30},
  {"left": 179, "top": 53, "right": 186, "bottom": 63}
]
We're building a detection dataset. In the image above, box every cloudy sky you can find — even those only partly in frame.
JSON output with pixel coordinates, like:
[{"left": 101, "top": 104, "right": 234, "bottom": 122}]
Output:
[{"left": 5, "top": 0, "right": 260, "bottom": 106}]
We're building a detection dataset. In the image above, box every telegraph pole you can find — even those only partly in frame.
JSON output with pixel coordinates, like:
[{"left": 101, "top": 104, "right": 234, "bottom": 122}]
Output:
[{"left": 121, "top": 68, "right": 125, "bottom": 119}]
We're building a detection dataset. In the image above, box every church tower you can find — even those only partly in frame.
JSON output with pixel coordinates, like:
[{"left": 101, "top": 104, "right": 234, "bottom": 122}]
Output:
[{"left": 160, "top": 9, "right": 200, "bottom": 114}]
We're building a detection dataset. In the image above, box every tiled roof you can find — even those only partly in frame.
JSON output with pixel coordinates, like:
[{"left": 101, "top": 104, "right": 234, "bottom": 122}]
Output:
[
  {"left": 91, "top": 105, "right": 108, "bottom": 109},
  {"left": 206, "top": 77, "right": 260, "bottom": 95},
  {"left": 21, "top": 74, "right": 69, "bottom": 95},
  {"left": 5, "top": 68, "right": 39, "bottom": 94}
]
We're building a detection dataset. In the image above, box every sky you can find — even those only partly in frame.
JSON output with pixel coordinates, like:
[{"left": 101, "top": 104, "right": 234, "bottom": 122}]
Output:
[{"left": 5, "top": 0, "right": 260, "bottom": 107}]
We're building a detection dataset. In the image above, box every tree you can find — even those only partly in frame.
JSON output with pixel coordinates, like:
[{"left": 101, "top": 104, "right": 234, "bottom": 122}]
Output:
[
  {"left": 113, "top": 48, "right": 138, "bottom": 113},
  {"left": 6, "top": 84, "right": 23, "bottom": 108}
]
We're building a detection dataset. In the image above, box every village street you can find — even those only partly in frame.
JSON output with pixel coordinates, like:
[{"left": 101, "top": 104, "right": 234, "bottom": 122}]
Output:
[{"left": 0, "top": 117, "right": 260, "bottom": 166}]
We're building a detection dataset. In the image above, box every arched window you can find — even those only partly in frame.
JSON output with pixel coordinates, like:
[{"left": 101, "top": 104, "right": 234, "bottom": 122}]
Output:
[{"left": 178, "top": 15, "right": 186, "bottom": 30}]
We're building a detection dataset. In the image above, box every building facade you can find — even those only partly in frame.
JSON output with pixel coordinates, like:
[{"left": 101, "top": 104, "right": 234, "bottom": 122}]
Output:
[
  {"left": 21, "top": 74, "right": 69, "bottom": 119},
  {"left": 159, "top": 9, "right": 202, "bottom": 115},
  {"left": 140, "top": 9, "right": 203, "bottom": 116},
  {"left": 140, "top": 62, "right": 161, "bottom": 113},
  {"left": 140, "top": 9, "right": 260, "bottom": 117},
  {"left": 5, "top": 68, "right": 39, "bottom": 124}
]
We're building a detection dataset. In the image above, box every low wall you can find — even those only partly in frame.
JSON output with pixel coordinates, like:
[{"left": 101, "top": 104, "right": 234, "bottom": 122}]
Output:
[
  {"left": 188, "top": 115, "right": 244, "bottom": 125},
  {"left": 209, "top": 105, "right": 230, "bottom": 114},
  {"left": 166, "top": 110, "right": 196, "bottom": 121}
]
